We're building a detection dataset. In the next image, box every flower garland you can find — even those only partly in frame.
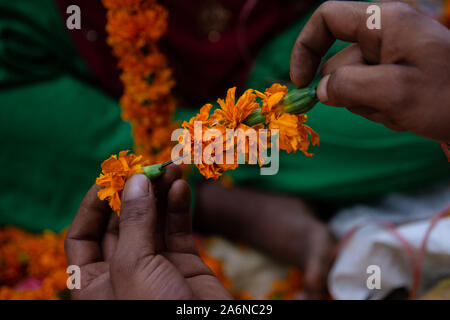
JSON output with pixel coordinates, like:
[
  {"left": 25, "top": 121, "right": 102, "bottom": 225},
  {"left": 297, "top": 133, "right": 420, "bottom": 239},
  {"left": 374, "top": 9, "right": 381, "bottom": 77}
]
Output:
[
  {"left": 180, "top": 84, "right": 320, "bottom": 179},
  {"left": 103, "top": 0, "right": 178, "bottom": 163},
  {"left": 96, "top": 84, "right": 320, "bottom": 214},
  {"left": 99, "top": 0, "right": 320, "bottom": 213}
]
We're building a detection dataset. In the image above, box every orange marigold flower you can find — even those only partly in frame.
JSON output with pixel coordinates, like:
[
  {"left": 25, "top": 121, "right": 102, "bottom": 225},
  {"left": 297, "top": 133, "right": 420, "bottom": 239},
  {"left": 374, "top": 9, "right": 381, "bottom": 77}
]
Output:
[
  {"left": 96, "top": 150, "right": 149, "bottom": 214},
  {"left": 181, "top": 104, "right": 226, "bottom": 179},
  {"left": 212, "top": 87, "right": 260, "bottom": 128},
  {"left": 118, "top": 48, "right": 167, "bottom": 74},
  {"left": 181, "top": 84, "right": 319, "bottom": 179},
  {"left": 256, "top": 83, "right": 288, "bottom": 118},
  {"left": 105, "top": 5, "right": 167, "bottom": 45},
  {"left": 182, "top": 92, "right": 264, "bottom": 179},
  {"left": 103, "top": 0, "right": 177, "bottom": 179},
  {"left": 121, "top": 68, "right": 175, "bottom": 104},
  {"left": 268, "top": 113, "right": 320, "bottom": 156},
  {"left": 103, "top": 0, "right": 144, "bottom": 10},
  {"left": 268, "top": 113, "right": 300, "bottom": 153}
]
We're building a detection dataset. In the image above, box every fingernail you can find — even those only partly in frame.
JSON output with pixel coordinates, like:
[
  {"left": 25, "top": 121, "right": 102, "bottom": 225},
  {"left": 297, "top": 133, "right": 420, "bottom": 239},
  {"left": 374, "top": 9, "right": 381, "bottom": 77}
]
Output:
[
  {"left": 317, "top": 74, "right": 330, "bottom": 103},
  {"left": 122, "top": 174, "right": 149, "bottom": 201}
]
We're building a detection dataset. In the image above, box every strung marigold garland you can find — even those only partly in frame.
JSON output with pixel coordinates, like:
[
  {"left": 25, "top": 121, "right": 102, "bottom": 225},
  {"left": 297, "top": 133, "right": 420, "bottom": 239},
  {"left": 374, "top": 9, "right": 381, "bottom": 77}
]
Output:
[
  {"left": 96, "top": 83, "right": 320, "bottom": 213},
  {"left": 96, "top": 0, "right": 314, "bottom": 299},
  {"left": 180, "top": 84, "right": 320, "bottom": 179},
  {"left": 100, "top": 0, "right": 320, "bottom": 211},
  {"left": 103, "top": 0, "right": 178, "bottom": 163}
]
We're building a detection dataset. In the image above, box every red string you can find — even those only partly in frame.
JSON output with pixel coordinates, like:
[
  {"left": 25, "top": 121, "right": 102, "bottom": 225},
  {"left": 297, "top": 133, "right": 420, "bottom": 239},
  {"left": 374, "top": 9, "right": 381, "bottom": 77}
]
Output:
[
  {"left": 409, "top": 204, "right": 450, "bottom": 299},
  {"left": 332, "top": 204, "right": 450, "bottom": 300}
]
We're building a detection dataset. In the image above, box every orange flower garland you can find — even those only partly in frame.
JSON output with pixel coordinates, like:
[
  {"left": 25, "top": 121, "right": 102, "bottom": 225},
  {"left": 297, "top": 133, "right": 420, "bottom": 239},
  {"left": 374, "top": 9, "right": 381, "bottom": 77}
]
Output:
[
  {"left": 103, "top": 0, "right": 178, "bottom": 163},
  {"left": 180, "top": 83, "right": 320, "bottom": 179},
  {"left": 100, "top": 0, "right": 319, "bottom": 199},
  {"left": 444, "top": 0, "right": 450, "bottom": 27},
  {"left": 96, "top": 83, "right": 320, "bottom": 210},
  {"left": 257, "top": 84, "right": 320, "bottom": 156}
]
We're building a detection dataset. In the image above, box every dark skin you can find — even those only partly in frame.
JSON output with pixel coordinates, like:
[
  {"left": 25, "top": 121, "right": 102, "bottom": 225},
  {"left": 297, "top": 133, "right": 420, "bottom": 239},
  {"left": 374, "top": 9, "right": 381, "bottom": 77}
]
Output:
[
  {"left": 195, "top": 0, "right": 450, "bottom": 299},
  {"left": 67, "top": 166, "right": 334, "bottom": 299},
  {"left": 290, "top": 1, "right": 450, "bottom": 141},
  {"left": 67, "top": 1, "right": 450, "bottom": 300},
  {"left": 195, "top": 181, "right": 335, "bottom": 299},
  {"left": 65, "top": 165, "right": 232, "bottom": 299}
]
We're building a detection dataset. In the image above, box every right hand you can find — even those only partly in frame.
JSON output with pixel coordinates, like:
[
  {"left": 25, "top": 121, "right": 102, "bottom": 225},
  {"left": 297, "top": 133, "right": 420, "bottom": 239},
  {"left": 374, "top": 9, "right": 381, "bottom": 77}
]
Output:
[{"left": 290, "top": 1, "right": 450, "bottom": 141}]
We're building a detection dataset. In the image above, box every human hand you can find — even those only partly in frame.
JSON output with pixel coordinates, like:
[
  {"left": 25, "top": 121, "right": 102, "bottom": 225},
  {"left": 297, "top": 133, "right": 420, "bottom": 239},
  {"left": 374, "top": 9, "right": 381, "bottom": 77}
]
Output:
[
  {"left": 196, "top": 181, "right": 335, "bottom": 299},
  {"left": 65, "top": 165, "right": 232, "bottom": 300},
  {"left": 256, "top": 196, "right": 335, "bottom": 299},
  {"left": 290, "top": 1, "right": 450, "bottom": 141}
]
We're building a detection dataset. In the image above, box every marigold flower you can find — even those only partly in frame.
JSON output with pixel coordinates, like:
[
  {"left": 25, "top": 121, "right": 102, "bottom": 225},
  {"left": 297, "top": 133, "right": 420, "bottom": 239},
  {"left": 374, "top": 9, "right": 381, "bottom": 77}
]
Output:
[
  {"left": 103, "top": 0, "right": 144, "bottom": 10},
  {"left": 121, "top": 68, "right": 175, "bottom": 104},
  {"left": 212, "top": 87, "right": 260, "bottom": 128},
  {"left": 256, "top": 83, "right": 288, "bottom": 117},
  {"left": 180, "top": 84, "right": 319, "bottom": 179},
  {"left": 102, "top": 0, "right": 319, "bottom": 182},
  {"left": 103, "top": 0, "right": 177, "bottom": 163},
  {"left": 268, "top": 113, "right": 320, "bottom": 156},
  {"left": 96, "top": 150, "right": 149, "bottom": 214},
  {"left": 181, "top": 92, "right": 267, "bottom": 180},
  {"left": 105, "top": 5, "right": 167, "bottom": 46}
]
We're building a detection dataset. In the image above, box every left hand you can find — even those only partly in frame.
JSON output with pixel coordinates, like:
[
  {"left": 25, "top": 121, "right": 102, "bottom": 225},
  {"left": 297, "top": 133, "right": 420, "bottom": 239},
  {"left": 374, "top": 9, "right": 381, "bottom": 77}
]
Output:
[
  {"left": 196, "top": 181, "right": 335, "bottom": 299},
  {"left": 65, "top": 165, "right": 232, "bottom": 300}
]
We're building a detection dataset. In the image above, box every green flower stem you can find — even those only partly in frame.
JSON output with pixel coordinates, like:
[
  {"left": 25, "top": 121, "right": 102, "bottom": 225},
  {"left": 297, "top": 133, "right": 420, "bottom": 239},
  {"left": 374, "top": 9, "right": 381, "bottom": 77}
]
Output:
[
  {"left": 243, "top": 87, "right": 318, "bottom": 126},
  {"left": 142, "top": 154, "right": 188, "bottom": 180},
  {"left": 282, "top": 87, "right": 318, "bottom": 114},
  {"left": 142, "top": 163, "right": 164, "bottom": 179}
]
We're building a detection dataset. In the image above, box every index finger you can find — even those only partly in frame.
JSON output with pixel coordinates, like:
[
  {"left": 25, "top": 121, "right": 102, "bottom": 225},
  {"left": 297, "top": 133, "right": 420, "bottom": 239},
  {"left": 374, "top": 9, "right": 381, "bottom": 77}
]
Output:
[
  {"left": 65, "top": 184, "right": 111, "bottom": 266},
  {"left": 290, "top": 1, "right": 383, "bottom": 86}
]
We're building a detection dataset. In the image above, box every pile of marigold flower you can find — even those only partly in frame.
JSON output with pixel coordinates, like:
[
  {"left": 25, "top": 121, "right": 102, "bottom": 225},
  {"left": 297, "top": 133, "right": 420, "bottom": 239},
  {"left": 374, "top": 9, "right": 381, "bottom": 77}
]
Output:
[
  {"left": 0, "top": 228, "right": 68, "bottom": 300},
  {"left": 103, "top": 0, "right": 178, "bottom": 163}
]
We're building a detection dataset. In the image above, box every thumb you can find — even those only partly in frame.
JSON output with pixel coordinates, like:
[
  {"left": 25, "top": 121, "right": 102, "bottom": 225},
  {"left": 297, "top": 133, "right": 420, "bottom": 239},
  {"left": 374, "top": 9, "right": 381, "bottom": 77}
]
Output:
[
  {"left": 316, "top": 64, "right": 412, "bottom": 112},
  {"left": 116, "top": 173, "right": 157, "bottom": 260}
]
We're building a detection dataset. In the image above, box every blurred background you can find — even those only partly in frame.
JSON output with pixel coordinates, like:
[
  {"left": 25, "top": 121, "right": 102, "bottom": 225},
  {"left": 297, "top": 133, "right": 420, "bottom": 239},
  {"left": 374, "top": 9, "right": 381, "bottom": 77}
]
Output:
[{"left": 0, "top": 0, "right": 449, "bottom": 299}]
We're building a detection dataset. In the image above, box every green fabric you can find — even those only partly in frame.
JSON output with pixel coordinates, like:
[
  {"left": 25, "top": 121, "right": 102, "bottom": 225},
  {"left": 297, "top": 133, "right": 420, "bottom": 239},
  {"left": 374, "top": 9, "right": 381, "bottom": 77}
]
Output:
[
  {"left": 0, "top": 0, "right": 133, "bottom": 232},
  {"left": 0, "top": 0, "right": 448, "bottom": 233}
]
